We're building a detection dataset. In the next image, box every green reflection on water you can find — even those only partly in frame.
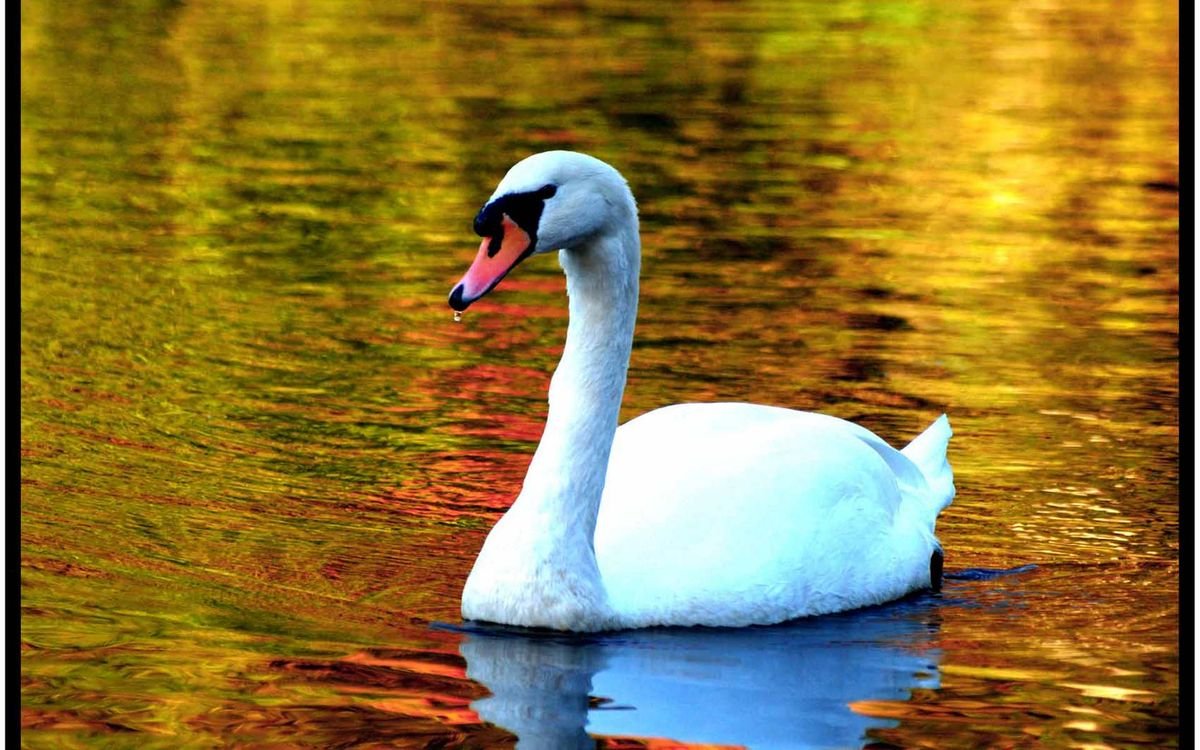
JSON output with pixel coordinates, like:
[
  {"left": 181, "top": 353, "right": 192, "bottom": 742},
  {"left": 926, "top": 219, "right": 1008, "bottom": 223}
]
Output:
[{"left": 22, "top": 0, "right": 1177, "bottom": 747}]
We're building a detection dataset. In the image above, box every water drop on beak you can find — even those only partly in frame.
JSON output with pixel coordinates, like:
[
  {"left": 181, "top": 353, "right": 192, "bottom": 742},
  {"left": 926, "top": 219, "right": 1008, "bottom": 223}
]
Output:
[{"left": 453, "top": 310, "right": 463, "bottom": 323}]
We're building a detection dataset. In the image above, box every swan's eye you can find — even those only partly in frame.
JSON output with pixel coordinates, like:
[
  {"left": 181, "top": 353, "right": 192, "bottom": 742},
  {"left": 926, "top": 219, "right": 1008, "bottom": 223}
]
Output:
[{"left": 474, "top": 186, "right": 557, "bottom": 239}]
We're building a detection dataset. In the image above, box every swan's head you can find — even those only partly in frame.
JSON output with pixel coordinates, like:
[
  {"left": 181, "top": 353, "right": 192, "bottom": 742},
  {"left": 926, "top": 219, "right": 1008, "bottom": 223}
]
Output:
[{"left": 448, "top": 151, "right": 635, "bottom": 311}]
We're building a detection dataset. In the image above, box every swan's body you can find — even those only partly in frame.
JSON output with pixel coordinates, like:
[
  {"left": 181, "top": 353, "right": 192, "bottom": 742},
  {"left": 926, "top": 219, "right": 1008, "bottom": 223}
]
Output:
[{"left": 449, "top": 151, "right": 954, "bottom": 632}]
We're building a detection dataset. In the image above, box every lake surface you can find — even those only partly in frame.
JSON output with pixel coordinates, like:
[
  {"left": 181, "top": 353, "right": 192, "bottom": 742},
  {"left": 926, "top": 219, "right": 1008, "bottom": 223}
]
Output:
[{"left": 20, "top": 0, "right": 1180, "bottom": 747}]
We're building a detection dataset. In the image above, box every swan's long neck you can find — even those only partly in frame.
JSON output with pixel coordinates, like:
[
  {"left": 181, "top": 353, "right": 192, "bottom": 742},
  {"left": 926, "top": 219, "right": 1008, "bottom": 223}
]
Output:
[
  {"left": 522, "top": 222, "right": 640, "bottom": 544},
  {"left": 462, "top": 207, "right": 639, "bottom": 631}
]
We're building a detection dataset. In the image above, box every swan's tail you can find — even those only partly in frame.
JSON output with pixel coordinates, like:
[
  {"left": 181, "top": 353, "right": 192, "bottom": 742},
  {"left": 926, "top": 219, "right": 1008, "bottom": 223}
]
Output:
[{"left": 901, "top": 414, "right": 955, "bottom": 515}]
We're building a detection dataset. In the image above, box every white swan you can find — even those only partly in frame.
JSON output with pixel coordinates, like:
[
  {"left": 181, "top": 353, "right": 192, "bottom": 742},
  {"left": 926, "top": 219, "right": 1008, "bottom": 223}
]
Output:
[{"left": 448, "top": 151, "right": 955, "bottom": 632}]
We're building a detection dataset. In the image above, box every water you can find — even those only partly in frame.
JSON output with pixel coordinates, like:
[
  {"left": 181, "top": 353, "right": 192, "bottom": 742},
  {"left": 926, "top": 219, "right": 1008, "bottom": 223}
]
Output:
[{"left": 21, "top": 0, "right": 1179, "bottom": 747}]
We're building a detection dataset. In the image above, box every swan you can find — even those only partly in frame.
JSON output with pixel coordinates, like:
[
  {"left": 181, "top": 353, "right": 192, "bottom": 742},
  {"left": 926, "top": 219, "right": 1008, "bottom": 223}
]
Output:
[{"left": 448, "top": 150, "right": 955, "bottom": 632}]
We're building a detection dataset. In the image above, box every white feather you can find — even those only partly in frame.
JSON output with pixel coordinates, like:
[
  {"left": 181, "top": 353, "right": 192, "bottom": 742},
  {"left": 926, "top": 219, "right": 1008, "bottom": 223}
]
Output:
[{"left": 460, "top": 151, "right": 954, "bottom": 631}]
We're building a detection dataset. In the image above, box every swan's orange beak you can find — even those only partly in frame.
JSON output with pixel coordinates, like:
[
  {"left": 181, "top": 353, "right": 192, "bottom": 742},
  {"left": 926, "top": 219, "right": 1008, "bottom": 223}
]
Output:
[{"left": 449, "top": 214, "right": 533, "bottom": 311}]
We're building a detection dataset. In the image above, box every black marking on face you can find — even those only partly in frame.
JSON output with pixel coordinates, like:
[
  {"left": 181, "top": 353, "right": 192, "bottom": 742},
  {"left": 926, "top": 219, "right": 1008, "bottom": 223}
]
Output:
[
  {"left": 475, "top": 184, "right": 558, "bottom": 258},
  {"left": 929, "top": 547, "right": 944, "bottom": 592}
]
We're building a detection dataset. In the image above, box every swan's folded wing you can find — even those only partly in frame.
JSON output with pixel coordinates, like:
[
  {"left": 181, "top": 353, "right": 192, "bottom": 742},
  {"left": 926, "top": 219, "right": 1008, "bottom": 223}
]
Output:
[{"left": 595, "top": 403, "right": 933, "bottom": 626}]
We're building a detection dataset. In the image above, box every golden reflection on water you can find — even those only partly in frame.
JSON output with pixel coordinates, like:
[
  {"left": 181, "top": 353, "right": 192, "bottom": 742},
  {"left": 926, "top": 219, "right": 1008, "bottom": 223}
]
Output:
[{"left": 21, "top": 0, "right": 1177, "bottom": 747}]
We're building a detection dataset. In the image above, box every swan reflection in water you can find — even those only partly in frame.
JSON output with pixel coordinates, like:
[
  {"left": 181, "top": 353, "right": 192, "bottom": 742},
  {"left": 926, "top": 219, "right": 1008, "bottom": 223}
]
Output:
[{"left": 454, "top": 594, "right": 942, "bottom": 749}]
